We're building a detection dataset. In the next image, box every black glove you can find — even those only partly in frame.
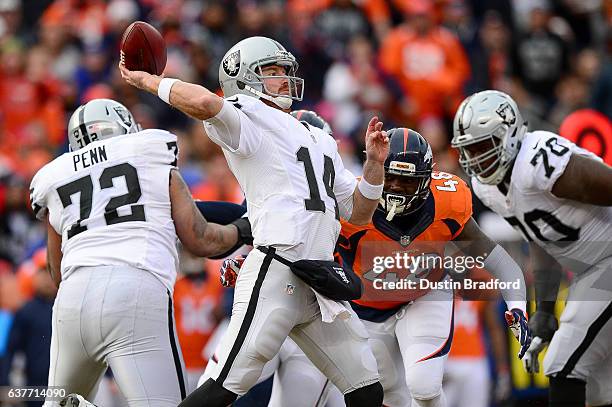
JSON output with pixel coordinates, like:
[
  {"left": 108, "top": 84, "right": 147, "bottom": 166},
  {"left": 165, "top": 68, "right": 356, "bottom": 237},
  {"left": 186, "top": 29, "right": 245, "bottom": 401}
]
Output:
[
  {"left": 529, "top": 310, "right": 558, "bottom": 342},
  {"left": 209, "top": 217, "right": 253, "bottom": 260},
  {"left": 232, "top": 217, "right": 253, "bottom": 246}
]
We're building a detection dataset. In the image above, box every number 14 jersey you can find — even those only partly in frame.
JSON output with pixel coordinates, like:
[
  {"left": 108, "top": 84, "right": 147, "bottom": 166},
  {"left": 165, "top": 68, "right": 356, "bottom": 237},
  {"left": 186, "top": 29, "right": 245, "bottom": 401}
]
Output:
[
  {"left": 29, "top": 129, "right": 180, "bottom": 290},
  {"left": 471, "top": 131, "right": 612, "bottom": 274}
]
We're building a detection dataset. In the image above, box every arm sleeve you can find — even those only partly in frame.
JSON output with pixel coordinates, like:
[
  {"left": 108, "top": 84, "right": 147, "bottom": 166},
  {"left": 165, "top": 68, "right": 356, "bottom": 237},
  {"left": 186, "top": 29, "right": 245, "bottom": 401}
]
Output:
[
  {"left": 203, "top": 98, "right": 262, "bottom": 157},
  {"left": 331, "top": 143, "right": 358, "bottom": 220},
  {"left": 526, "top": 132, "right": 602, "bottom": 193},
  {"left": 195, "top": 201, "right": 247, "bottom": 225}
]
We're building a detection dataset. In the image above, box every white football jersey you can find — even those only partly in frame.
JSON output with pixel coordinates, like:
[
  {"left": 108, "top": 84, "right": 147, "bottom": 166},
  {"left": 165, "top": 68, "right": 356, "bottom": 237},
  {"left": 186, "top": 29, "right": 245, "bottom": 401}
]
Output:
[
  {"left": 472, "top": 131, "right": 612, "bottom": 274},
  {"left": 30, "top": 129, "right": 180, "bottom": 290},
  {"left": 203, "top": 95, "right": 357, "bottom": 261}
]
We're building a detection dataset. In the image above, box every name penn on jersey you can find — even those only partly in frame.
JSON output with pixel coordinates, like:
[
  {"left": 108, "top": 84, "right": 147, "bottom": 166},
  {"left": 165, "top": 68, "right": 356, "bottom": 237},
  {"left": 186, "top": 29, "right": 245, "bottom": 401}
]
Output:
[{"left": 72, "top": 145, "right": 108, "bottom": 171}]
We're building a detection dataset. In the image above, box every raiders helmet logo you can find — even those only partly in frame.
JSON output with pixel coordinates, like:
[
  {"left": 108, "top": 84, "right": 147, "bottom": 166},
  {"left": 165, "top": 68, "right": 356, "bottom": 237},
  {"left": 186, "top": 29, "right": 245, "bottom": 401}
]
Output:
[
  {"left": 496, "top": 102, "right": 516, "bottom": 125},
  {"left": 223, "top": 50, "right": 241, "bottom": 77},
  {"left": 113, "top": 106, "right": 132, "bottom": 128}
]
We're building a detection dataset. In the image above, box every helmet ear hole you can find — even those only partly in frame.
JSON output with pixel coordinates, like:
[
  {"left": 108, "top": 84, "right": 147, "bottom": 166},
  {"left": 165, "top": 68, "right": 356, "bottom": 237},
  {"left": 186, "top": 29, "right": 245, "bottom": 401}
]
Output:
[{"left": 237, "top": 81, "right": 246, "bottom": 90}]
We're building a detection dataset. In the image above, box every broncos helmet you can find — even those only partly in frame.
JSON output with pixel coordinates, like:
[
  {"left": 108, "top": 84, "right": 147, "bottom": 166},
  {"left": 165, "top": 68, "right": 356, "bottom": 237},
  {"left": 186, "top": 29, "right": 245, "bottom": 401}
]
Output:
[
  {"left": 67, "top": 99, "right": 140, "bottom": 151},
  {"left": 380, "top": 128, "right": 433, "bottom": 221},
  {"left": 451, "top": 90, "right": 527, "bottom": 185},
  {"left": 290, "top": 110, "right": 333, "bottom": 136},
  {"left": 219, "top": 36, "right": 304, "bottom": 110}
]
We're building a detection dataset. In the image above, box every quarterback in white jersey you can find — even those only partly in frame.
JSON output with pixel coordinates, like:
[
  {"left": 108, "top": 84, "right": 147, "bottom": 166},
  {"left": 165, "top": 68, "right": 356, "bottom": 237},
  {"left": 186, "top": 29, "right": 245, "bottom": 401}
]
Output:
[
  {"left": 31, "top": 99, "right": 243, "bottom": 406},
  {"left": 452, "top": 90, "right": 612, "bottom": 407},
  {"left": 120, "top": 36, "right": 389, "bottom": 407}
]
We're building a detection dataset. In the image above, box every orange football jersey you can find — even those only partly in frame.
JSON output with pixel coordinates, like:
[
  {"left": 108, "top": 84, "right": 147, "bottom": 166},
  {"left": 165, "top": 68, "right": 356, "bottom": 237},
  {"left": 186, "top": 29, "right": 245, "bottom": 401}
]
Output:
[
  {"left": 173, "top": 265, "right": 223, "bottom": 370},
  {"left": 449, "top": 299, "right": 487, "bottom": 359},
  {"left": 338, "top": 172, "right": 472, "bottom": 320}
]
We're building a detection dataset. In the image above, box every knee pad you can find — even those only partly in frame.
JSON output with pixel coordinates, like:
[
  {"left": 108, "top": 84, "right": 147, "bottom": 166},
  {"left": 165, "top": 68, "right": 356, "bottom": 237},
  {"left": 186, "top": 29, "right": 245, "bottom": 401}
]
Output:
[
  {"left": 549, "top": 376, "right": 586, "bottom": 407},
  {"left": 344, "top": 381, "right": 384, "bottom": 407},
  {"left": 178, "top": 378, "right": 237, "bottom": 407},
  {"left": 406, "top": 374, "right": 442, "bottom": 401}
]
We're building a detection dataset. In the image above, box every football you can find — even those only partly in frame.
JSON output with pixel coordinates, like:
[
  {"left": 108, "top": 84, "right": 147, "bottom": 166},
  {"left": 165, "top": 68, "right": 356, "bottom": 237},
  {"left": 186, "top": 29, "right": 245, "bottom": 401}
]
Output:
[{"left": 120, "top": 21, "right": 167, "bottom": 75}]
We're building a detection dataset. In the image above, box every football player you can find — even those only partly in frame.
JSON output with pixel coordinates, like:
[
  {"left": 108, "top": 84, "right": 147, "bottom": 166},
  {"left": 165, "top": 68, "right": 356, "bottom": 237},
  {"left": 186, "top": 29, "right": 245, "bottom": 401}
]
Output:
[
  {"left": 120, "top": 36, "right": 388, "bottom": 407},
  {"left": 452, "top": 90, "right": 612, "bottom": 407},
  {"left": 337, "top": 128, "right": 529, "bottom": 407},
  {"left": 219, "top": 128, "right": 530, "bottom": 407},
  {"left": 199, "top": 110, "right": 343, "bottom": 407},
  {"left": 30, "top": 99, "right": 244, "bottom": 406}
]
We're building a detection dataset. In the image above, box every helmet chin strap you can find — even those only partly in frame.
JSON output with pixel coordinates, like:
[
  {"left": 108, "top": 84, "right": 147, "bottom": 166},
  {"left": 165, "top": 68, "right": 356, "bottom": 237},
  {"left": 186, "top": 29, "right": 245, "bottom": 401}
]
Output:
[{"left": 244, "top": 84, "right": 293, "bottom": 110}]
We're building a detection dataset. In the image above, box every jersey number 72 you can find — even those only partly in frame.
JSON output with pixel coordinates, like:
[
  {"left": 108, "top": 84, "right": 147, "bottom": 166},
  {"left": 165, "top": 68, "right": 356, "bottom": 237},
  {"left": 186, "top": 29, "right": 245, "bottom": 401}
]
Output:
[{"left": 56, "top": 163, "right": 145, "bottom": 239}]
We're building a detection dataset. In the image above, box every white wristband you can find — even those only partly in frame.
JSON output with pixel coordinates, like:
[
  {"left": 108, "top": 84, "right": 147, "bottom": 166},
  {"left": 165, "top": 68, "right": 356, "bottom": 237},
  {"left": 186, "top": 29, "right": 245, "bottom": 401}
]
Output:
[
  {"left": 158, "top": 78, "right": 179, "bottom": 104},
  {"left": 358, "top": 177, "right": 384, "bottom": 200}
]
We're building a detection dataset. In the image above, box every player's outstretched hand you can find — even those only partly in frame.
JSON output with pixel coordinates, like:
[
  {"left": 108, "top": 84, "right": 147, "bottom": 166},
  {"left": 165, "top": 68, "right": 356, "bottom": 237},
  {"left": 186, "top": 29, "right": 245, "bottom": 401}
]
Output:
[
  {"left": 364, "top": 116, "right": 389, "bottom": 163},
  {"left": 505, "top": 308, "right": 532, "bottom": 359},
  {"left": 522, "top": 336, "right": 547, "bottom": 373},
  {"left": 119, "top": 52, "right": 158, "bottom": 92},
  {"left": 220, "top": 255, "right": 245, "bottom": 288},
  {"left": 522, "top": 310, "right": 558, "bottom": 373}
]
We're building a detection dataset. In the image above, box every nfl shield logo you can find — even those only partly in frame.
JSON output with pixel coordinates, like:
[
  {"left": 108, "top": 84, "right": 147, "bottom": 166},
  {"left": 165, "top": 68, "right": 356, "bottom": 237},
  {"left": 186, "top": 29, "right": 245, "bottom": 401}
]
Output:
[
  {"left": 400, "top": 235, "right": 411, "bottom": 247},
  {"left": 285, "top": 283, "right": 295, "bottom": 295},
  {"left": 223, "top": 50, "right": 241, "bottom": 77}
]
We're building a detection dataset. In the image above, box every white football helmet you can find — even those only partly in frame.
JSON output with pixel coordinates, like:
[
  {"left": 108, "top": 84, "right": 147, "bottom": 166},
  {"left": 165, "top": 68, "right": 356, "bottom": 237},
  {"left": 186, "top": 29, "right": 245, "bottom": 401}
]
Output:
[
  {"left": 451, "top": 90, "right": 527, "bottom": 185},
  {"left": 67, "top": 99, "right": 140, "bottom": 151},
  {"left": 218, "top": 36, "right": 304, "bottom": 110}
]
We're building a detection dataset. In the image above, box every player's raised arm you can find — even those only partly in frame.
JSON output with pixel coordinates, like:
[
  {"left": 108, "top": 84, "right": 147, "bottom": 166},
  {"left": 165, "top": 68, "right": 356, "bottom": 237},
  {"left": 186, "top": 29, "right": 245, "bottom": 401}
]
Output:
[
  {"left": 347, "top": 116, "right": 389, "bottom": 225},
  {"left": 119, "top": 61, "right": 223, "bottom": 121},
  {"left": 169, "top": 169, "right": 244, "bottom": 258},
  {"left": 551, "top": 154, "right": 612, "bottom": 205}
]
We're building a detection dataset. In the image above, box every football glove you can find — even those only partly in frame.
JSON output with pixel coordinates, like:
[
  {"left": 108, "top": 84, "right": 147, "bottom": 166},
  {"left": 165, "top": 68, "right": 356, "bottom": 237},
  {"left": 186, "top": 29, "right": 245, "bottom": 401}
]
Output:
[
  {"left": 505, "top": 308, "right": 532, "bottom": 359},
  {"left": 522, "top": 336, "right": 547, "bottom": 373},
  {"left": 232, "top": 217, "right": 253, "bottom": 246},
  {"left": 220, "top": 255, "right": 245, "bottom": 287},
  {"left": 529, "top": 310, "right": 558, "bottom": 342},
  {"left": 522, "top": 310, "right": 558, "bottom": 373}
]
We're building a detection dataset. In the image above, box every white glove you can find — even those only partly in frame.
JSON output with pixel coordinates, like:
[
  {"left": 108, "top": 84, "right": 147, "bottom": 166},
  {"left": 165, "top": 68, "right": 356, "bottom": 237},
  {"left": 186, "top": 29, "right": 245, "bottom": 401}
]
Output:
[{"left": 522, "top": 336, "right": 547, "bottom": 373}]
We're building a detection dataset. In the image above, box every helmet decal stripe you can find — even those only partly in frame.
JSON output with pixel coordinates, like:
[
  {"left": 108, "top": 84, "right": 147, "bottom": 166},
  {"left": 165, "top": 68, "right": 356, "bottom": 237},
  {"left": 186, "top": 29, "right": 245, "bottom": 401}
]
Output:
[
  {"left": 403, "top": 128, "right": 409, "bottom": 152},
  {"left": 78, "top": 106, "right": 91, "bottom": 145}
]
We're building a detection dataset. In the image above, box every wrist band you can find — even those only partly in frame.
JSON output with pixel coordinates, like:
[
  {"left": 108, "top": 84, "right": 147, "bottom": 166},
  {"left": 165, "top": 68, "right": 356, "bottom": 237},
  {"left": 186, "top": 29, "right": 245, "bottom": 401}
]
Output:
[
  {"left": 358, "top": 177, "right": 384, "bottom": 200},
  {"left": 158, "top": 78, "right": 179, "bottom": 104}
]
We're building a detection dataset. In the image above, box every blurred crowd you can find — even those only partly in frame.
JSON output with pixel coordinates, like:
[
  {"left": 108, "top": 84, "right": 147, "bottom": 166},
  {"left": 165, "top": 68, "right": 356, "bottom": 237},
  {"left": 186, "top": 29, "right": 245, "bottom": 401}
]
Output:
[{"left": 0, "top": 0, "right": 611, "bottom": 405}]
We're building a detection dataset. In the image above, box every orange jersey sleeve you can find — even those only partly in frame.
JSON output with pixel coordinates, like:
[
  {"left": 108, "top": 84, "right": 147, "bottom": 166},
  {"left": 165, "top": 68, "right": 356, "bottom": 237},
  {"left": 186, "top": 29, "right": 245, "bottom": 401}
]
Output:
[{"left": 429, "top": 171, "right": 472, "bottom": 239}]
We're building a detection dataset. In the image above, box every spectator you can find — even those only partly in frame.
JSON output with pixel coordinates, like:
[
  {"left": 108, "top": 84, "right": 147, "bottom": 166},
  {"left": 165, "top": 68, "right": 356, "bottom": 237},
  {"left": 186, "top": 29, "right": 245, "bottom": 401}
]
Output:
[
  {"left": 322, "top": 35, "right": 392, "bottom": 137},
  {"left": 1, "top": 249, "right": 56, "bottom": 401},
  {"left": 509, "top": 0, "right": 572, "bottom": 109},
  {"left": 379, "top": 0, "right": 470, "bottom": 123},
  {"left": 312, "top": 0, "right": 371, "bottom": 61}
]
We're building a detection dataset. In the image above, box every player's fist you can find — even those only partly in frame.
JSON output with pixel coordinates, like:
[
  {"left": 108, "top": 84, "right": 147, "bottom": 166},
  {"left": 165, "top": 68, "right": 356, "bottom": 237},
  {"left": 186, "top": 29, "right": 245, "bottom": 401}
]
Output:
[
  {"left": 220, "top": 255, "right": 245, "bottom": 287},
  {"left": 505, "top": 308, "right": 532, "bottom": 359},
  {"left": 529, "top": 310, "right": 558, "bottom": 342}
]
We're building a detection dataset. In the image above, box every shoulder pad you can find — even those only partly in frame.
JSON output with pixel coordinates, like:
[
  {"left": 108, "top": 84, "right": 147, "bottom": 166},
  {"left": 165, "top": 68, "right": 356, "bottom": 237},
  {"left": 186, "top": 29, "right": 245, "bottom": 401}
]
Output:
[{"left": 430, "top": 172, "right": 472, "bottom": 228}]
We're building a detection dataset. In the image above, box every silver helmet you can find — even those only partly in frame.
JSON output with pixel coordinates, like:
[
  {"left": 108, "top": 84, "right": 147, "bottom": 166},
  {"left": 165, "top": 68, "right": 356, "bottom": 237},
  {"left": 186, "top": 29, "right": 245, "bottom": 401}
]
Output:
[
  {"left": 218, "top": 36, "right": 304, "bottom": 110},
  {"left": 451, "top": 90, "right": 527, "bottom": 185},
  {"left": 67, "top": 99, "right": 140, "bottom": 151}
]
